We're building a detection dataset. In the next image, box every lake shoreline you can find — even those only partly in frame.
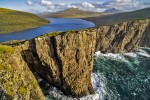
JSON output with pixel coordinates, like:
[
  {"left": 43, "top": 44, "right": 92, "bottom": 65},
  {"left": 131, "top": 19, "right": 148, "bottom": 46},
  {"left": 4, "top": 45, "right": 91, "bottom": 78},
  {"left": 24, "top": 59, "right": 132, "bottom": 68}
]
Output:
[{"left": 0, "top": 18, "right": 95, "bottom": 42}]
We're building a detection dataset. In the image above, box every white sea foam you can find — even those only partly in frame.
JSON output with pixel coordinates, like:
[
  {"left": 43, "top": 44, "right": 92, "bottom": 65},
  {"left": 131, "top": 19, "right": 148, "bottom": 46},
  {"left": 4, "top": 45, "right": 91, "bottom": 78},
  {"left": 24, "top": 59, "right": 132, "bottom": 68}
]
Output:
[
  {"left": 95, "top": 48, "right": 150, "bottom": 59},
  {"left": 94, "top": 51, "right": 125, "bottom": 60},
  {"left": 43, "top": 48, "right": 150, "bottom": 100},
  {"left": 136, "top": 49, "right": 150, "bottom": 57},
  {"left": 91, "top": 73, "right": 107, "bottom": 100},
  {"left": 123, "top": 53, "right": 137, "bottom": 58},
  {"left": 45, "top": 73, "right": 107, "bottom": 100}
]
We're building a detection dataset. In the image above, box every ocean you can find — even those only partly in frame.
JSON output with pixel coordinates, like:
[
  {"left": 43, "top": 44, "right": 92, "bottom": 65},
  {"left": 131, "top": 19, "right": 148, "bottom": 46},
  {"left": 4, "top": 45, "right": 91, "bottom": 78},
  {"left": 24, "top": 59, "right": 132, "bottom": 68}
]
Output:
[{"left": 38, "top": 47, "right": 150, "bottom": 100}]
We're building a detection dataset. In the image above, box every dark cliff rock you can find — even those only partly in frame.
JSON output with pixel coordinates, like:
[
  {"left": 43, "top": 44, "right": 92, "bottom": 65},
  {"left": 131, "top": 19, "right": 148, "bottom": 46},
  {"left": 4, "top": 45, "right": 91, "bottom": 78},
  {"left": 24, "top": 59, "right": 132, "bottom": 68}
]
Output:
[
  {"left": 20, "top": 29, "right": 96, "bottom": 97},
  {"left": 140, "top": 22, "right": 150, "bottom": 47},
  {"left": 0, "top": 18, "right": 150, "bottom": 99},
  {"left": 95, "top": 19, "right": 150, "bottom": 53}
]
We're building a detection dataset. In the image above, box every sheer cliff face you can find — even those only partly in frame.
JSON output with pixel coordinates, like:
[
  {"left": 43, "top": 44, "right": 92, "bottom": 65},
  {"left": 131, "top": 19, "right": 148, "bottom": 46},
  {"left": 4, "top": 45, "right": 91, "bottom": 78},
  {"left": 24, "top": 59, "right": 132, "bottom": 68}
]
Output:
[
  {"left": 0, "top": 19, "right": 150, "bottom": 98},
  {"left": 21, "top": 29, "right": 96, "bottom": 97},
  {"left": 95, "top": 19, "right": 150, "bottom": 53},
  {"left": 140, "top": 23, "right": 150, "bottom": 47},
  {"left": 0, "top": 46, "right": 45, "bottom": 100}
]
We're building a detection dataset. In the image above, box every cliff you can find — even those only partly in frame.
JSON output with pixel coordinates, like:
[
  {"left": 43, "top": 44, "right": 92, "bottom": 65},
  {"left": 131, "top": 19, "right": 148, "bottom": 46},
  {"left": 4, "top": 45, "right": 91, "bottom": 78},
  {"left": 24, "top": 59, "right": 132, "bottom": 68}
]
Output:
[
  {"left": 0, "top": 18, "right": 150, "bottom": 99},
  {"left": 0, "top": 45, "right": 45, "bottom": 100},
  {"left": 140, "top": 23, "right": 150, "bottom": 47},
  {"left": 95, "top": 19, "right": 150, "bottom": 53}
]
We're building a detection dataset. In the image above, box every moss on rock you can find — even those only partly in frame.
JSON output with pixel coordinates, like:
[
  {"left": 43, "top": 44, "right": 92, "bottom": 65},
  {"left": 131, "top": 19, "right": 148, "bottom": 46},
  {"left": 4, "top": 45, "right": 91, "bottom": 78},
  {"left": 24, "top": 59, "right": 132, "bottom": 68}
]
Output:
[{"left": 0, "top": 45, "right": 14, "bottom": 54}]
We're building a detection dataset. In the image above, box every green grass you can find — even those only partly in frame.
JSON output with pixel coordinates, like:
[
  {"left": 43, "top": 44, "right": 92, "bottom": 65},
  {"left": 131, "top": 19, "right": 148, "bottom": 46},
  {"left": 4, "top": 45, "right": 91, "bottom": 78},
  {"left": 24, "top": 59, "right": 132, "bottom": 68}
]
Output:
[
  {"left": 0, "top": 45, "right": 14, "bottom": 54},
  {"left": 41, "top": 8, "right": 105, "bottom": 18},
  {"left": 40, "top": 30, "right": 82, "bottom": 38},
  {"left": 17, "top": 85, "right": 27, "bottom": 95},
  {"left": 0, "top": 8, "right": 50, "bottom": 34},
  {"left": 41, "top": 32, "right": 62, "bottom": 37}
]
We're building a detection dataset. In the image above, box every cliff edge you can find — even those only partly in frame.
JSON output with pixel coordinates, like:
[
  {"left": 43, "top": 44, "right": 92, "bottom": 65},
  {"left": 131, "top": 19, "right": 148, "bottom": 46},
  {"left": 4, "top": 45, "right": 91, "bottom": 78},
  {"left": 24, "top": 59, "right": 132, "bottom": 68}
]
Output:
[{"left": 0, "top": 18, "right": 150, "bottom": 99}]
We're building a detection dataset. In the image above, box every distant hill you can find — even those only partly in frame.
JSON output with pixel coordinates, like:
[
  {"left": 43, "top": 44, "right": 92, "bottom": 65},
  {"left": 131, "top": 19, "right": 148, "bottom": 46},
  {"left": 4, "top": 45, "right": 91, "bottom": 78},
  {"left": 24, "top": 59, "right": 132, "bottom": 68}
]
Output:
[
  {"left": 104, "top": 8, "right": 123, "bottom": 14},
  {"left": 41, "top": 8, "right": 105, "bottom": 18},
  {"left": 85, "top": 7, "right": 150, "bottom": 26},
  {"left": 0, "top": 8, "right": 49, "bottom": 34}
]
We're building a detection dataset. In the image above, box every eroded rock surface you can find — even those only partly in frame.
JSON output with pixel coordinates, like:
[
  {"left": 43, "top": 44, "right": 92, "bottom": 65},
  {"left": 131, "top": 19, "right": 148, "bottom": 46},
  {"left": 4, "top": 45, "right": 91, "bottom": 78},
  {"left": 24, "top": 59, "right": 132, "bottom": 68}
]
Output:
[
  {"left": 20, "top": 29, "right": 96, "bottom": 97},
  {"left": 0, "top": 46, "right": 45, "bottom": 100},
  {"left": 140, "top": 22, "right": 150, "bottom": 47},
  {"left": 0, "top": 18, "right": 150, "bottom": 99},
  {"left": 95, "top": 19, "right": 150, "bottom": 53}
]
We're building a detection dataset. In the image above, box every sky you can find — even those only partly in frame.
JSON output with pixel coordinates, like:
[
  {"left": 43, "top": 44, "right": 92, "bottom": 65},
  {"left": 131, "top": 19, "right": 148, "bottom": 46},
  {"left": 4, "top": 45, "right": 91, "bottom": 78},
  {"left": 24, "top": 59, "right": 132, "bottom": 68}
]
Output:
[{"left": 0, "top": 0, "right": 150, "bottom": 13}]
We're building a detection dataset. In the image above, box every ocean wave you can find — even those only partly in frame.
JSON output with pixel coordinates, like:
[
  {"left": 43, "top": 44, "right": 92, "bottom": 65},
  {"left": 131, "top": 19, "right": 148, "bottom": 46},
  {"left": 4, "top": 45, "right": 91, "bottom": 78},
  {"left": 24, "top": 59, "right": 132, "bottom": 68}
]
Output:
[
  {"left": 93, "top": 47, "right": 150, "bottom": 100},
  {"left": 39, "top": 47, "right": 150, "bottom": 100},
  {"left": 94, "top": 48, "right": 150, "bottom": 59},
  {"left": 44, "top": 73, "right": 107, "bottom": 100}
]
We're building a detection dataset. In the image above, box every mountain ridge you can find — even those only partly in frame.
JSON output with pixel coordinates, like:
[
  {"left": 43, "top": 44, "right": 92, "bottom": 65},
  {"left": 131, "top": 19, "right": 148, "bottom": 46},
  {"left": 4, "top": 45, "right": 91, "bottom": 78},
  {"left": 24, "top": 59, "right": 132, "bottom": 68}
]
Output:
[
  {"left": 85, "top": 7, "right": 150, "bottom": 26},
  {"left": 41, "top": 8, "right": 105, "bottom": 18},
  {"left": 104, "top": 8, "right": 124, "bottom": 14}
]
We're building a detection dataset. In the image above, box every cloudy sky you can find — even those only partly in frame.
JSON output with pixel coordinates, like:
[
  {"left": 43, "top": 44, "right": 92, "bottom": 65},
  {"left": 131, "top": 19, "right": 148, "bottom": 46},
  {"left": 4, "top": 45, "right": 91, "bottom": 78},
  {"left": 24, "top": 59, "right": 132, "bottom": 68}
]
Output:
[{"left": 0, "top": 0, "right": 150, "bottom": 13}]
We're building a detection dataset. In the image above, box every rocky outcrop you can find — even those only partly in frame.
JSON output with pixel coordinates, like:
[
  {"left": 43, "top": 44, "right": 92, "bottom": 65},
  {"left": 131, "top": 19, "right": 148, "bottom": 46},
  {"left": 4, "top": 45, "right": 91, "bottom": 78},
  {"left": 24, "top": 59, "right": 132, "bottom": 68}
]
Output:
[
  {"left": 20, "top": 29, "right": 96, "bottom": 97},
  {"left": 0, "top": 45, "right": 45, "bottom": 100},
  {"left": 140, "top": 22, "right": 150, "bottom": 47},
  {"left": 95, "top": 19, "right": 150, "bottom": 53},
  {"left": 0, "top": 18, "right": 150, "bottom": 99}
]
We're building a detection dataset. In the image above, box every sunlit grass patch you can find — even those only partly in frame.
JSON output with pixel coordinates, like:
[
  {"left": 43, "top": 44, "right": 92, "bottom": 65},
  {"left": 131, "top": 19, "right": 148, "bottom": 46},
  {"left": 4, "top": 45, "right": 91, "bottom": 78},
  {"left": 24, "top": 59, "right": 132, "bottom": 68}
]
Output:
[{"left": 0, "top": 45, "right": 14, "bottom": 54}]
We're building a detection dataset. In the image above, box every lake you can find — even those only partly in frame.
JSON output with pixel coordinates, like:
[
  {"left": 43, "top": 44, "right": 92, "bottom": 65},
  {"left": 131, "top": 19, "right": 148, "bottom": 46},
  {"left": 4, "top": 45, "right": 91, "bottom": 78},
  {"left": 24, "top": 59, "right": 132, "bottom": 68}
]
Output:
[{"left": 0, "top": 18, "right": 95, "bottom": 42}]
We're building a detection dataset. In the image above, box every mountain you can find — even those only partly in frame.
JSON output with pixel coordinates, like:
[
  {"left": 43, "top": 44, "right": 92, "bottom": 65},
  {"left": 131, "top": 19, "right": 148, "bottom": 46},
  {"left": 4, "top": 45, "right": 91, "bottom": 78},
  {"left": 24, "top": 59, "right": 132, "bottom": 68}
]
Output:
[
  {"left": 0, "top": 8, "right": 49, "bottom": 34},
  {"left": 85, "top": 7, "right": 150, "bottom": 26},
  {"left": 104, "top": 8, "right": 124, "bottom": 14},
  {"left": 41, "top": 8, "right": 105, "bottom": 18}
]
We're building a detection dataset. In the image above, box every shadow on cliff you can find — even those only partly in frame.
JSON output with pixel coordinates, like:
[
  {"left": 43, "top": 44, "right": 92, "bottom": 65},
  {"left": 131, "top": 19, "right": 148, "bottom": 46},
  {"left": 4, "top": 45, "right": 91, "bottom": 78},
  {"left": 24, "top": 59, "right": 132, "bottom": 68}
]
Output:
[
  {"left": 140, "top": 23, "right": 150, "bottom": 47},
  {"left": 0, "top": 87, "right": 12, "bottom": 100},
  {"left": 20, "top": 39, "right": 68, "bottom": 97}
]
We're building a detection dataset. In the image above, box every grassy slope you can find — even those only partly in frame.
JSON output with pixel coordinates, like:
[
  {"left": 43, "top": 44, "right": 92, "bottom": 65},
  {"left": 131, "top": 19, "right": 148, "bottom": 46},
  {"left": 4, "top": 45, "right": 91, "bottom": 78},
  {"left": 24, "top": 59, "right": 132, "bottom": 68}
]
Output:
[
  {"left": 85, "top": 7, "right": 150, "bottom": 26},
  {"left": 0, "top": 8, "right": 50, "bottom": 34},
  {"left": 41, "top": 8, "right": 105, "bottom": 18}
]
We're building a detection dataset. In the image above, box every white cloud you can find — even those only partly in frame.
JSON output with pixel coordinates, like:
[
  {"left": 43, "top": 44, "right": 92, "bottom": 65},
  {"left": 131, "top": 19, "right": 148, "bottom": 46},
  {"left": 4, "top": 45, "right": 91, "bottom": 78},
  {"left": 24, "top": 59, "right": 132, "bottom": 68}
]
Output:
[
  {"left": 40, "top": 0, "right": 52, "bottom": 6},
  {"left": 27, "top": 0, "right": 150, "bottom": 13},
  {"left": 27, "top": 0, "right": 33, "bottom": 6},
  {"left": 103, "top": 0, "right": 143, "bottom": 11},
  {"left": 96, "top": 8, "right": 106, "bottom": 12},
  {"left": 81, "top": 2, "right": 95, "bottom": 8},
  {"left": 68, "top": 5, "right": 77, "bottom": 8}
]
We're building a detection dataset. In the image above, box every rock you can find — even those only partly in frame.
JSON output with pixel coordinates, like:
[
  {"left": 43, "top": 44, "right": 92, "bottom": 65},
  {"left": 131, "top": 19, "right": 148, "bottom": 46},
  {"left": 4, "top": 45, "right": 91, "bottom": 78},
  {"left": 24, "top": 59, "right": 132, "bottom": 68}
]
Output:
[
  {"left": 20, "top": 29, "right": 96, "bottom": 97},
  {"left": 0, "top": 18, "right": 150, "bottom": 99},
  {"left": 53, "top": 30, "right": 96, "bottom": 97},
  {"left": 0, "top": 47, "right": 45, "bottom": 100},
  {"left": 140, "top": 22, "right": 150, "bottom": 47},
  {"left": 95, "top": 19, "right": 150, "bottom": 53}
]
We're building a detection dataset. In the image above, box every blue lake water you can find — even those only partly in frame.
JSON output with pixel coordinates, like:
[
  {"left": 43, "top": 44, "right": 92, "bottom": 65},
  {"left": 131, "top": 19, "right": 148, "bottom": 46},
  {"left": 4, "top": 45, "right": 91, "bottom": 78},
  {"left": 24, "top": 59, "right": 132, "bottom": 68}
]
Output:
[{"left": 0, "top": 18, "right": 95, "bottom": 42}]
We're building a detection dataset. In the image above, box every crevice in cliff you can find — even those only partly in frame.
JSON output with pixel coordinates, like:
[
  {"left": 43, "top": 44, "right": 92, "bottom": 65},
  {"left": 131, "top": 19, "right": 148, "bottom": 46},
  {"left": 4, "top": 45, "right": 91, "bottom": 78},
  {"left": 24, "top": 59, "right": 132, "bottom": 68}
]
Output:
[
  {"left": 0, "top": 87, "right": 13, "bottom": 99},
  {"left": 140, "top": 22, "right": 150, "bottom": 47},
  {"left": 75, "top": 49, "right": 79, "bottom": 63},
  {"left": 20, "top": 40, "right": 37, "bottom": 73},
  {"left": 95, "top": 28, "right": 100, "bottom": 52},
  {"left": 21, "top": 40, "right": 59, "bottom": 88},
  {"left": 111, "top": 30, "right": 125, "bottom": 46},
  {"left": 21, "top": 41, "right": 49, "bottom": 83},
  {"left": 105, "top": 26, "right": 112, "bottom": 37},
  {"left": 50, "top": 36, "right": 69, "bottom": 95}
]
